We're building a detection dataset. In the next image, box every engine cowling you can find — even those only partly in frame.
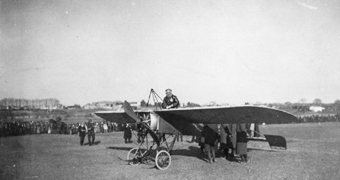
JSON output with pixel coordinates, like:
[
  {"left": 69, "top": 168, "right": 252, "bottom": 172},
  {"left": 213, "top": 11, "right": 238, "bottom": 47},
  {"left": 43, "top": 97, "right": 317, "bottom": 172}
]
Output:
[{"left": 149, "top": 112, "right": 159, "bottom": 131}]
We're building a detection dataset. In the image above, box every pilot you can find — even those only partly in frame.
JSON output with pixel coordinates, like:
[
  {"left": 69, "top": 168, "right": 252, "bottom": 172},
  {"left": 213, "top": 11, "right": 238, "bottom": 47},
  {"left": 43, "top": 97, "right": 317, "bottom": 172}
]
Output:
[{"left": 162, "top": 89, "right": 180, "bottom": 109}]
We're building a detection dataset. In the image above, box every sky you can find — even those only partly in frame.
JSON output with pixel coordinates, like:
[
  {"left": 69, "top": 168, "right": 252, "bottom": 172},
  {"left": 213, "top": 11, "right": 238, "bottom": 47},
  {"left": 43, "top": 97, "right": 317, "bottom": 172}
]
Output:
[{"left": 1, "top": 0, "right": 340, "bottom": 106}]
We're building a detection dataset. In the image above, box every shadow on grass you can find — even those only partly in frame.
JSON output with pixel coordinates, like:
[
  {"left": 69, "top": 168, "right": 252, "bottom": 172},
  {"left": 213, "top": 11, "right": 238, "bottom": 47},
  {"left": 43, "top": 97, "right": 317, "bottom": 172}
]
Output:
[
  {"left": 83, "top": 141, "right": 101, "bottom": 146},
  {"left": 247, "top": 148, "right": 281, "bottom": 152},
  {"left": 107, "top": 145, "right": 211, "bottom": 162},
  {"left": 171, "top": 146, "right": 209, "bottom": 162},
  {"left": 106, "top": 146, "right": 134, "bottom": 151}
]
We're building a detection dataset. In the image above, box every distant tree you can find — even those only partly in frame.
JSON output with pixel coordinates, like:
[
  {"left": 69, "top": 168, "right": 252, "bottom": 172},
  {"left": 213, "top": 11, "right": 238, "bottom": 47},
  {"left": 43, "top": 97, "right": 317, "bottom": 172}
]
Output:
[
  {"left": 284, "top": 102, "right": 292, "bottom": 110},
  {"left": 296, "top": 98, "right": 308, "bottom": 112},
  {"left": 255, "top": 101, "right": 262, "bottom": 105},
  {"left": 334, "top": 99, "right": 340, "bottom": 104},
  {"left": 140, "top": 100, "right": 146, "bottom": 107},
  {"left": 209, "top": 101, "right": 216, "bottom": 106},
  {"left": 151, "top": 102, "right": 162, "bottom": 108},
  {"left": 186, "top": 102, "right": 200, "bottom": 107},
  {"left": 332, "top": 99, "right": 340, "bottom": 113},
  {"left": 313, "top": 98, "right": 322, "bottom": 105},
  {"left": 299, "top": 98, "right": 307, "bottom": 104},
  {"left": 285, "top": 102, "right": 292, "bottom": 105},
  {"left": 0, "top": 98, "right": 62, "bottom": 110}
]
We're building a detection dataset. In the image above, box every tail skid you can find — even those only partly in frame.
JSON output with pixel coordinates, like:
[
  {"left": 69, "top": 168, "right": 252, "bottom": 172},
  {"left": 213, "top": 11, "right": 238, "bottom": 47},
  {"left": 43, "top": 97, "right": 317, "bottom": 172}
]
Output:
[{"left": 247, "top": 135, "right": 287, "bottom": 150}]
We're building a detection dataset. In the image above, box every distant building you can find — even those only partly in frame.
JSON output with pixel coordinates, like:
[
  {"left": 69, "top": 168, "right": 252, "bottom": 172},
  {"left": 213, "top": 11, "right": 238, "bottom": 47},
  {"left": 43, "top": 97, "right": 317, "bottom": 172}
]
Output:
[
  {"left": 309, "top": 106, "right": 325, "bottom": 112},
  {"left": 95, "top": 102, "right": 114, "bottom": 109},
  {"left": 66, "top": 104, "right": 82, "bottom": 110},
  {"left": 83, "top": 103, "right": 97, "bottom": 110},
  {"left": 129, "top": 102, "right": 140, "bottom": 110},
  {"left": 40, "top": 106, "right": 59, "bottom": 110},
  {"left": 81, "top": 101, "right": 141, "bottom": 110},
  {"left": 82, "top": 101, "right": 124, "bottom": 110}
]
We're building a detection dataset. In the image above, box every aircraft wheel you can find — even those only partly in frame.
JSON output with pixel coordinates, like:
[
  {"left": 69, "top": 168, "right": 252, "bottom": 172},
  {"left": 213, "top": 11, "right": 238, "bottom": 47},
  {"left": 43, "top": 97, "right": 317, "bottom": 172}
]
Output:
[
  {"left": 127, "top": 148, "right": 143, "bottom": 166},
  {"left": 155, "top": 150, "right": 171, "bottom": 170}
]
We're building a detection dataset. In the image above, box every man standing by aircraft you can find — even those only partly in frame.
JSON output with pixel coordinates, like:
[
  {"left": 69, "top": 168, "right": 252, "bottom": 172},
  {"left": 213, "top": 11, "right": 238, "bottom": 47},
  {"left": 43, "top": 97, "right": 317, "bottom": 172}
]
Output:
[
  {"left": 236, "top": 123, "right": 248, "bottom": 163},
  {"left": 162, "top": 89, "right": 180, "bottom": 109},
  {"left": 86, "top": 119, "right": 95, "bottom": 146}
]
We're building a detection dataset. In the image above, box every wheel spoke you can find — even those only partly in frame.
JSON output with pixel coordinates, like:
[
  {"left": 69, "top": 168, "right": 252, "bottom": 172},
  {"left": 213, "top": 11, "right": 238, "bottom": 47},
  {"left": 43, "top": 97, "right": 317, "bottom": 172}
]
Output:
[
  {"left": 127, "top": 148, "right": 143, "bottom": 166},
  {"left": 155, "top": 150, "right": 171, "bottom": 170}
]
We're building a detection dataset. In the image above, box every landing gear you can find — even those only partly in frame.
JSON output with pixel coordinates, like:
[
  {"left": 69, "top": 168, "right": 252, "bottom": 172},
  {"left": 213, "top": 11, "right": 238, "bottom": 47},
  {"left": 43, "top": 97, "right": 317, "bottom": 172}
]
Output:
[
  {"left": 127, "top": 148, "right": 144, "bottom": 166},
  {"left": 155, "top": 150, "right": 171, "bottom": 170},
  {"left": 126, "top": 132, "right": 175, "bottom": 170}
]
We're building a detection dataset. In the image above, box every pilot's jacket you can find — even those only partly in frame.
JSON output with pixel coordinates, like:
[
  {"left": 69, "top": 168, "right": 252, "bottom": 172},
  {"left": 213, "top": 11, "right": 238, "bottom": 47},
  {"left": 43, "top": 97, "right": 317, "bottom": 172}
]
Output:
[{"left": 162, "top": 95, "right": 180, "bottom": 109}]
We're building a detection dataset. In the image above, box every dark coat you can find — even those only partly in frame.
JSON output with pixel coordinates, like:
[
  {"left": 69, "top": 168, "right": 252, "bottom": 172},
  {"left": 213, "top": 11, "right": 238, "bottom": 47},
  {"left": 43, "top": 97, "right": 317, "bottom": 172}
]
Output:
[
  {"left": 124, "top": 126, "right": 132, "bottom": 139},
  {"left": 87, "top": 123, "right": 94, "bottom": 131},
  {"left": 162, "top": 95, "right": 180, "bottom": 109},
  {"left": 223, "top": 125, "right": 234, "bottom": 149},
  {"left": 201, "top": 125, "right": 218, "bottom": 145},
  {"left": 78, "top": 126, "right": 86, "bottom": 137},
  {"left": 236, "top": 124, "right": 248, "bottom": 155},
  {"left": 229, "top": 124, "right": 237, "bottom": 149}
]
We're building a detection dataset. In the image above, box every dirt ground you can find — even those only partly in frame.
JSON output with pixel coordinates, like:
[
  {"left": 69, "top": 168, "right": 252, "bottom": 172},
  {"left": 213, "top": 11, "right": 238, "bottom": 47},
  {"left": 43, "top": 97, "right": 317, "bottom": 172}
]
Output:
[{"left": 1, "top": 122, "right": 340, "bottom": 180}]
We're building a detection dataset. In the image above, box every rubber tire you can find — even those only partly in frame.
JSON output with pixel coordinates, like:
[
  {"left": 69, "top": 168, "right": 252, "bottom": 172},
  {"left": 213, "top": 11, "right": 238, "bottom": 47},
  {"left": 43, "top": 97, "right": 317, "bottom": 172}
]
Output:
[
  {"left": 155, "top": 150, "right": 171, "bottom": 170},
  {"left": 127, "top": 148, "right": 143, "bottom": 166}
]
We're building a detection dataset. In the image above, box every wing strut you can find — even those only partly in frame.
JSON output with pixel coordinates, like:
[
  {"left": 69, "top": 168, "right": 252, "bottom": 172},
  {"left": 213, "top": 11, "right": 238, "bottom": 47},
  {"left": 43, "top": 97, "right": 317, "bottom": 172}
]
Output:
[{"left": 146, "top": 89, "right": 163, "bottom": 110}]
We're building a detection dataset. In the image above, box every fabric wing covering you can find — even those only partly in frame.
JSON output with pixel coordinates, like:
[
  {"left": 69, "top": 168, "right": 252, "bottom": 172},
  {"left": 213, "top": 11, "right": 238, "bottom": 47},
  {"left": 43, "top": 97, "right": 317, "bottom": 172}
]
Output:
[
  {"left": 95, "top": 111, "right": 136, "bottom": 124},
  {"left": 154, "top": 106, "right": 298, "bottom": 125}
]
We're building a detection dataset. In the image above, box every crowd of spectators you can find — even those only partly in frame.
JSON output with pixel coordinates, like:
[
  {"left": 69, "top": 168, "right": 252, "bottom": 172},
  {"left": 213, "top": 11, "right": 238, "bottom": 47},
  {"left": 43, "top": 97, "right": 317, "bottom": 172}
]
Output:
[
  {"left": 0, "top": 120, "right": 131, "bottom": 137},
  {"left": 296, "top": 114, "right": 340, "bottom": 123},
  {"left": 0, "top": 121, "right": 52, "bottom": 137},
  {"left": 1, "top": 114, "right": 339, "bottom": 137}
]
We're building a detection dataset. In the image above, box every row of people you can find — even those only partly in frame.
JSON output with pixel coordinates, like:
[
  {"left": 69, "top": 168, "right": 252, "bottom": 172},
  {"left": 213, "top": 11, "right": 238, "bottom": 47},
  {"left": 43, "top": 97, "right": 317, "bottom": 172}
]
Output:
[
  {"left": 0, "top": 121, "right": 62, "bottom": 136},
  {"left": 68, "top": 122, "right": 127, "bottom": 135},
  {"left": 200, "top": 124, "right": 249, "bottom": 163},
  {"left": 297, "top": 114, "right": 340, "bottom": 123},
  {"left": 77, "top": 121, "right": 135, "bottom": 146},
  {"left": 0, "top": 120, "right": 133, "bottom": 137}
]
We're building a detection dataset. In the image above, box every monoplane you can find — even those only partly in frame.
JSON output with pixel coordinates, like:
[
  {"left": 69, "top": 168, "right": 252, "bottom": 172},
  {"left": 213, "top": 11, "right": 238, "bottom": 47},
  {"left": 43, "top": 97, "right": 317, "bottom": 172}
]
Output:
[{"left": 95, "top": 90, "right": 297, "bottom": 170}]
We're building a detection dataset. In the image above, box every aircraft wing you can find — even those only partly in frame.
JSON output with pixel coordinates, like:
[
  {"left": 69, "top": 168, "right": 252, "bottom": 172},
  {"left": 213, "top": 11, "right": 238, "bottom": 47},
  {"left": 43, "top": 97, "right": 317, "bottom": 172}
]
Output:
[
  {"left": 95, "top": 103, "right": 297, "bottom": 136},
  {"left": 95, "top": 102, "right": 161, "bottom": 146},
  {"left": 152, "top": 106, "right": 297, "bottom": 136},
  {"left": 154, "top": 106, "right": 297, "bottom": 125},
  {"left": 95, "top": 111, "right": 137, "bottom": 124},
  {"left": 95, "top": 102, "right": 297, "bottom": 149}
]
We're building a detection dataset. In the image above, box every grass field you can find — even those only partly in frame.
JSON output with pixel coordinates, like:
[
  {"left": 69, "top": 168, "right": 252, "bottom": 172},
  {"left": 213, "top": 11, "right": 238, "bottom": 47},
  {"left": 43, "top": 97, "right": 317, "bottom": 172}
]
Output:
[{"left": 1, "top": 122, "right": 339, "bottom": 180}]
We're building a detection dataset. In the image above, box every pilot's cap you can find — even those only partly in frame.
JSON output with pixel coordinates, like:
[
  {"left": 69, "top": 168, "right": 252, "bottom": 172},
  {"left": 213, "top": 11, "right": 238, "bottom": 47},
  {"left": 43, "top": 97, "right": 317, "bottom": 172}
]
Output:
[{"left": 88, "top": 119, "right": 92, "bottom": 123}]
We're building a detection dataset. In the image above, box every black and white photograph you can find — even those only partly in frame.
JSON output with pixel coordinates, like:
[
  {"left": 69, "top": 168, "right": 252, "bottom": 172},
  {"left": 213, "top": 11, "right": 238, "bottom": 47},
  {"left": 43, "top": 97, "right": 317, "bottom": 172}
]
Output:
[{"left": 1, "top": 0, "right": 340, "bottom": 179}]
